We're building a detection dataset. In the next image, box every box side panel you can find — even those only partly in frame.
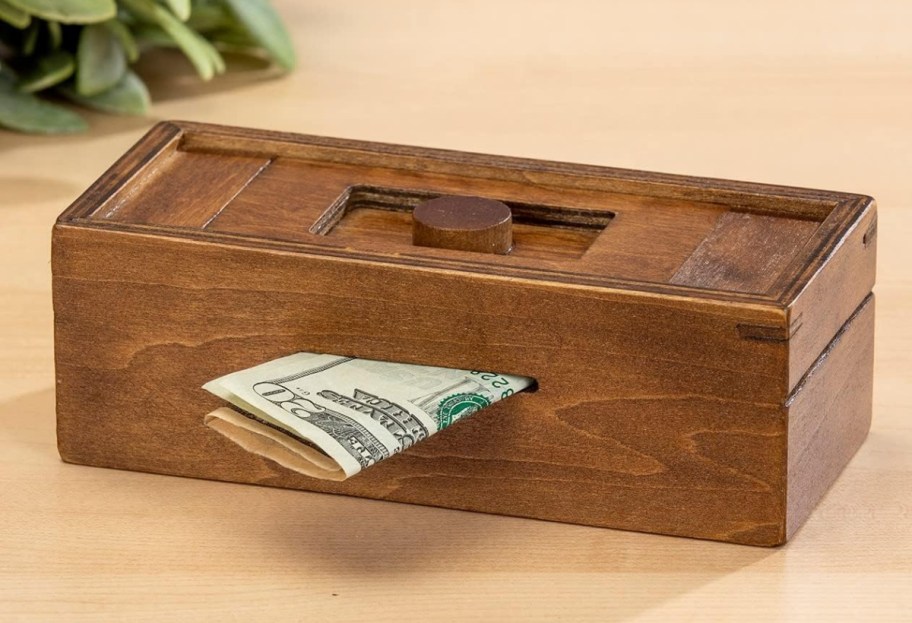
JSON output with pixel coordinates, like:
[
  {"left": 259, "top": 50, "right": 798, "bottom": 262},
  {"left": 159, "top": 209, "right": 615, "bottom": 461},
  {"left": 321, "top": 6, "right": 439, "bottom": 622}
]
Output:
[
  {"left": 53, "top": 225, "right": 790, "bottom": 545},
  {"left": 787, "top": 198, "right": 876, "bottom": 390},
  {"left": 786, "top": 294, "right": 875, "bottom": 539}
]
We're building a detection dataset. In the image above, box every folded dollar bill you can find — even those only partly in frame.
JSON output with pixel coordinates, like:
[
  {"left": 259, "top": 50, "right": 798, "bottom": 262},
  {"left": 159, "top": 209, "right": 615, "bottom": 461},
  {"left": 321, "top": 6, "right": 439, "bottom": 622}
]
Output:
[{"left": 203, "top": 352, "right": 534, "bottom": 481}]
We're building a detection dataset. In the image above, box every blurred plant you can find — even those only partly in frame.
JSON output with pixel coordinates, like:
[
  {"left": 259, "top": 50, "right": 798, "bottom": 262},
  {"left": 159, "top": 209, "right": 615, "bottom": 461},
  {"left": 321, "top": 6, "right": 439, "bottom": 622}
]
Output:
[{"left": 0, "top": 0, "right": 295, "bottom": 133}]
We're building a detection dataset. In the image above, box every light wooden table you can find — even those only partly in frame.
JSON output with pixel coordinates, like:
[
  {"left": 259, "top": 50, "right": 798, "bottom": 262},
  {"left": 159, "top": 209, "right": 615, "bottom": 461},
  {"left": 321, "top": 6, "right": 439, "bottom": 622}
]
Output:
[{"left": 2, "top": 1, "right": 910, "bottom": 620}]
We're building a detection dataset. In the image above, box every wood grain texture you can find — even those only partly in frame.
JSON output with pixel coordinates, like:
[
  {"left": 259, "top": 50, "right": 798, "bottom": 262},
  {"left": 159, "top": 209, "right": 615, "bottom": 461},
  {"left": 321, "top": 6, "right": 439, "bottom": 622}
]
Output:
[
  {"left": 52, "top": 225, "right": 793, "bottom": 545},
  {"left": 78, "top": 122, "right": 872, "bottom": 304},
  {"left": 194, "top": 154, "right": 738, "bottom": 283},
  {"left": 785, "top": 197, "right": 878, "bottom": 388},
  {"left": 411, "top": 195, "right": 514, "bottom": 254},
  {"left": 101, "top": 149, "right": 272, "bottom": 227},
  {"left": 786, "top": 294, "right": 875, "bottom": 537},
  {"left": 323, "top": 206, "right": 603, "bottom": 261},
  {"left": 670, "top": 212, "right": 820, "bottom": 293},
  {"left": 51, "top": 123, "right": 875, "bottom": 545}
]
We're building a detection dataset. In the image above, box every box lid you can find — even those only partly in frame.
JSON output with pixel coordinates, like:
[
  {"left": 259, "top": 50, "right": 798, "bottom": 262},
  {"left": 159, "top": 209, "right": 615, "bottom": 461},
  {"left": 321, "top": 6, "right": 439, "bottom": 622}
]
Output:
[{"left": 56, "top": 121, "right": 877, "bottom": 385}]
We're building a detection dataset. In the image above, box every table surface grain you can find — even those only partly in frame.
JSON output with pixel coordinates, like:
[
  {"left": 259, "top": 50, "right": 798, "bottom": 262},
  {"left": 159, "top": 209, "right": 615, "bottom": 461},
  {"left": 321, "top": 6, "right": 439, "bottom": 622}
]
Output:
[{"left": 1, "top": 1, "right": 910, "bottom": 621}]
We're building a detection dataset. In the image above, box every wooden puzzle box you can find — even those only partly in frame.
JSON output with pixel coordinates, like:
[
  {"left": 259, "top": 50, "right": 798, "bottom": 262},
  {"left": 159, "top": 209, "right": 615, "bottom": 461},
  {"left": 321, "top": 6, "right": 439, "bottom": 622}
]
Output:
[{"left": 52, "top": 121, "right": 877, "bottom": 546}]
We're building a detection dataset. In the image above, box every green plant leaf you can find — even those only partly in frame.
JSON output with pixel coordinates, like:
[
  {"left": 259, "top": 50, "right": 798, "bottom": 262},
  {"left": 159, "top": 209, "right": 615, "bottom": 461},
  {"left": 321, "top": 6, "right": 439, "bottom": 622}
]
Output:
[
  {"left": 3, "top": 0, "right": 116, "bottom": 24},
  {"left": 47, "top": 20, "right": 61, "bottom": 48},
  {"left": 200, "top": 25, "right": 224, "bottom": 73},
  {"left": 76, "top": 21, "right": 126, "bottom": 95},
  {"left": 160, "top": 0, "right": 188, "bottom": 21},
  {"left": 132, "top": 23, "right": 176, "bottom": 47},
  {"left": 209, "top": 27, "right": 255, "bottom": 49},
  {"left": 105, "top": 19, "right": 138, "bottom": 61},
  {"left": 209, "top": 27, "right": 276, "bottom": 61},
  {"left": 221, "top": 0, "right": 294, "bottom": 70},
  {"left": 121, "top": 0, "right": 222, "bottom": 80},
  {"left": 0, "top": 73, "right": 87, "bottom": 133},
  {"left": 17, "top": 49, "right": 74, "bottom": 92},
  {"left": 0, "top": 0, "right": 30, "bottom": 28},
  {"left": 21, "top": 20, "right": 39, "bottom": 54},
  {"left": 186, "top": 0, "right": 229, "bottom": 33},
  {"left": 58, "top": 69, "right": 149, "bottom": 114}
]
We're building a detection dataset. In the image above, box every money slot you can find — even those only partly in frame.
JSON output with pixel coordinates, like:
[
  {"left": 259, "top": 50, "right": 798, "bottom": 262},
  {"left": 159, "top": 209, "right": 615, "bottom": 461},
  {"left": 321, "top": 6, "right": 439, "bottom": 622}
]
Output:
[{"left": 202, "top": 352, "right": 539, "bottom": 482}]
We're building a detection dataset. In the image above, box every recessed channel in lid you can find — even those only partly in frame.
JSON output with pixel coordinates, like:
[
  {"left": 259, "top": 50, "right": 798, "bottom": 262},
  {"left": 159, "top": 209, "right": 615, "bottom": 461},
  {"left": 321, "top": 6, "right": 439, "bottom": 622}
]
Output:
[{"left": 311, "top": 185, "right": 613, "bottom": 260}]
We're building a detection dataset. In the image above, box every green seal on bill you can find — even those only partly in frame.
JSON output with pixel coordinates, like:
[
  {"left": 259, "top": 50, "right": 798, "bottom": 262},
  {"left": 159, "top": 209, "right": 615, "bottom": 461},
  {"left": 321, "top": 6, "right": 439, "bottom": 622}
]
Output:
[{"left": 437, "top": 393, "right": 491, "bottom": 429}]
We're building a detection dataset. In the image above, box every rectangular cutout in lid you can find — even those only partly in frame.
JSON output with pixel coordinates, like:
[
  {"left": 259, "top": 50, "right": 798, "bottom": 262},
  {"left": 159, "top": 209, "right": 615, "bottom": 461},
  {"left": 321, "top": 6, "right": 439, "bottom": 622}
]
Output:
[{"left": 311, "top": 185, "right": 614, "bottom": 261}]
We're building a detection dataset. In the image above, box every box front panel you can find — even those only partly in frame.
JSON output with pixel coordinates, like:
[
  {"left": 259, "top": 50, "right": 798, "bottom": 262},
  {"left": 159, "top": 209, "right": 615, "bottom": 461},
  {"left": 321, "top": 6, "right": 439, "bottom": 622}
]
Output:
[{"left": 53, "top": 226, "right": 790, "bottom": 545}]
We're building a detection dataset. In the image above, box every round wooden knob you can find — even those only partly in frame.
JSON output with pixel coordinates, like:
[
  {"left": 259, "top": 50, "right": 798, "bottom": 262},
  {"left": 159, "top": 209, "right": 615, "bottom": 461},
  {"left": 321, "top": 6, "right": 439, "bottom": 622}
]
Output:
[{"left": 412, "top": 196, "right": 513, "bottom": 254}]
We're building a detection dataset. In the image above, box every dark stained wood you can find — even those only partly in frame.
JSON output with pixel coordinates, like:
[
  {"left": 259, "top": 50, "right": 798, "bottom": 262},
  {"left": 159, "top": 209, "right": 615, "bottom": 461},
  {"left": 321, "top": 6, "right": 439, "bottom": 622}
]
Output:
[
  {"left": 87, "top": 150, "right": 824, "bottom": 292},
  {"left": 102, "top": 149, "right": 272, "bottom": 227},
  {"left": 784, "top": 197, "right": 877, "bottom": 389},
  {"left": 320, "top": 208, "right": 601, "bottom": 261},
  {"left": 412, "top": 196, "right": 513, "bottom": 254},
  {"left": 786, "top": 294, "right": 875, "bottom": 538},
  {"left": 670, "top": 212, "right": 820, "bottom": 294},
  {"left": 582, "top": 199, "right": 726, "bottom": 282},
  {"left": 176, "top": 124, "right": 839, "bottom": 219},
  {"left": 52, "top": 121, "right": 877, "bottom": 546},
  {"left": 52, "top": 226, "right": 791, "bottom": 546}
]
